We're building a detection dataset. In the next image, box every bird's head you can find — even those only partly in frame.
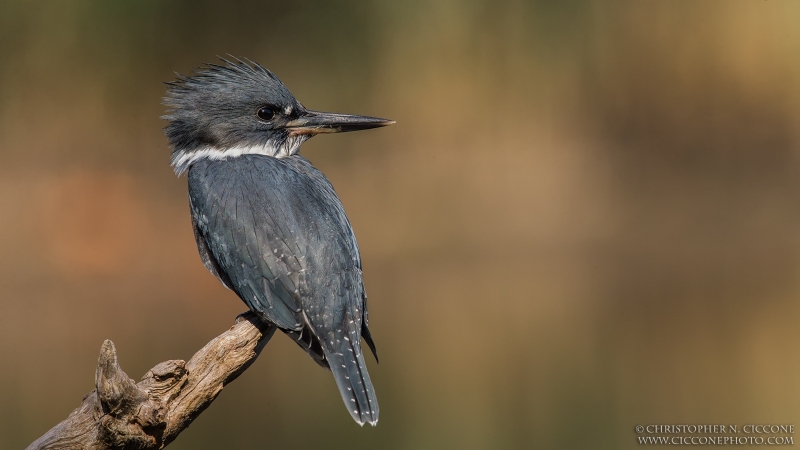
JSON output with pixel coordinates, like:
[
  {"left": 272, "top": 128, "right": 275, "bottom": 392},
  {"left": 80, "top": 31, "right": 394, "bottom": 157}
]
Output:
[{"left": 163, "top": 57, "right": 393, "bottom": 175}]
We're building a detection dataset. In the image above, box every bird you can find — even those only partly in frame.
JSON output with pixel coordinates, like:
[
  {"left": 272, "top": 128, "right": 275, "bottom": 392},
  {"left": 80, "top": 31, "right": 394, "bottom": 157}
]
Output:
[{"left": 162, "top": 57, "right": 393, "bottom": 426}]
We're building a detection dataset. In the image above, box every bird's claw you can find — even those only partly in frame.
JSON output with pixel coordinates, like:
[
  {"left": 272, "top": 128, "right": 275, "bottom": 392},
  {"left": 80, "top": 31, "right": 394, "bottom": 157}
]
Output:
[{"left": 234, "top": 311, "right": 252, "bottom": 324}]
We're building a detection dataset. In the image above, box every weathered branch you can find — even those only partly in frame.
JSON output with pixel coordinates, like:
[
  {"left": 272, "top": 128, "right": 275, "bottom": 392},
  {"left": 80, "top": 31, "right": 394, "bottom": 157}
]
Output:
[{"left": 27, "top": 313, "right": 275, "bottom": 450}]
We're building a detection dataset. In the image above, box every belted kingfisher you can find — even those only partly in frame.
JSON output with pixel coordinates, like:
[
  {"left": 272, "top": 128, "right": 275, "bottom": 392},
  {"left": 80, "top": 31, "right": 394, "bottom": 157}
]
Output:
[{"left": 162, "top": 58, "right": 393, "bottom": 426}]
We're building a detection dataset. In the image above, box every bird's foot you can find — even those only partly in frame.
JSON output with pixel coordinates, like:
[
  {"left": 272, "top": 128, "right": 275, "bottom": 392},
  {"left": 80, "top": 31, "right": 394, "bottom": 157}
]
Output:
[{"left": 234, "top": 311, "right": 253, "bottom": 324}]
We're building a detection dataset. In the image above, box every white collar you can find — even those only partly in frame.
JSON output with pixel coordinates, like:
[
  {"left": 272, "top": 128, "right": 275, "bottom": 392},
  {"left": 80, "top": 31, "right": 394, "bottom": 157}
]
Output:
[{"left": 171, "top": 136, "right": 308, "bottom": 175}]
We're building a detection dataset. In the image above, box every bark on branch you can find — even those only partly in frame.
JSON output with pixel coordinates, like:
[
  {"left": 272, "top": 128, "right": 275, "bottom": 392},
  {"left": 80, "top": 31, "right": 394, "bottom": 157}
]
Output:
[{"left": 27, "top": 313, "right": 275, "bottom": 450}]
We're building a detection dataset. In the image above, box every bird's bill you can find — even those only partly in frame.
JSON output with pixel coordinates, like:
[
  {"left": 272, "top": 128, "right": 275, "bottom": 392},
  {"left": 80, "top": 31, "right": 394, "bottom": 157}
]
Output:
[{"left": 285, "top": 110, "right": 394, "bottom": 136}]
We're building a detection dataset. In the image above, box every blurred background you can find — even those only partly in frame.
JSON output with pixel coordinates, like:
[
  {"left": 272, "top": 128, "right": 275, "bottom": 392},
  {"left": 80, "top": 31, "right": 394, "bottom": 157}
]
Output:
[{"left": 2, "top": 1, "right": 800, "bottom": 448}]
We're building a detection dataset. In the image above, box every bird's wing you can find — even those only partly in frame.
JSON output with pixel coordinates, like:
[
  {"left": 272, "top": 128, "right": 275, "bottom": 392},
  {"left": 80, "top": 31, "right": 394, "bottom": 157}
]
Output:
[{"left": 188, "top": 157, "right": 307, "bottom": 330}]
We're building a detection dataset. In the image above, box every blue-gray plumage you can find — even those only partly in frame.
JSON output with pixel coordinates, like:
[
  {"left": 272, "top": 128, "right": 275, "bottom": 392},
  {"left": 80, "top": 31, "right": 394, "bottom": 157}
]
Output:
[{"left": 162, "top": 58, "right": 392, "bottom": 426}]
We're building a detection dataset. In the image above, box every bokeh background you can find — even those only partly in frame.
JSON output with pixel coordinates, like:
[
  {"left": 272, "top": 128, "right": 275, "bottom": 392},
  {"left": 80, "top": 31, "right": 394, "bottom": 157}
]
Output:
[{"left": 2, "top": 1, "right": 800, "bottom": 449}]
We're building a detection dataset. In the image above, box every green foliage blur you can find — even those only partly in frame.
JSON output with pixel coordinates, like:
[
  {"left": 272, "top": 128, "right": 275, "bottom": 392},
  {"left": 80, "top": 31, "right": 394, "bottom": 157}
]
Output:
[{"left": 2, "top": 1, "right": 800, "bottom": 449}]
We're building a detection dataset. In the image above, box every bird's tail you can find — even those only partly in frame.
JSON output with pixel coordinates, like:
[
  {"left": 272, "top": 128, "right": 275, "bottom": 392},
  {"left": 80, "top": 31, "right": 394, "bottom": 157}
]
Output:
[{"left": 327, "top": 337, "right": 379, "bottom": 426}]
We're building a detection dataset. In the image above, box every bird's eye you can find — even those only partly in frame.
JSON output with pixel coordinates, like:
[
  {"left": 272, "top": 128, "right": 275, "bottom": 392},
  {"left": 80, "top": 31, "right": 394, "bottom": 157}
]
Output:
[{"left": 257, "top": 106, "right": 275, "bottom": 121}]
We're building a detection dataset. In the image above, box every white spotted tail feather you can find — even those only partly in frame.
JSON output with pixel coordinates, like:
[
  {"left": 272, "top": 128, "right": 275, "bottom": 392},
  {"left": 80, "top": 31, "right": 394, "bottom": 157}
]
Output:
[{"left": 326, "top": 326, "right": 379, "bottom": 426}]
